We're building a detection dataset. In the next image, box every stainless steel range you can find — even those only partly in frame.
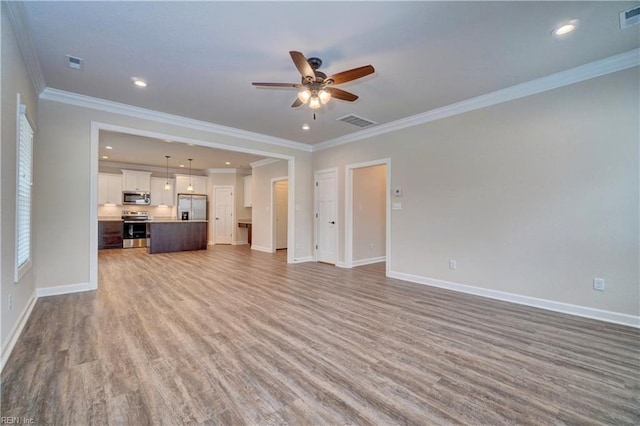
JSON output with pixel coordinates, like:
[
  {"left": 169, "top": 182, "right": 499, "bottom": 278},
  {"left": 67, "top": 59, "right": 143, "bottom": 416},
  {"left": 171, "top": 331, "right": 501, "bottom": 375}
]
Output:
[{"left": 122, "top": 211, "right": 149, "bottom": 248}]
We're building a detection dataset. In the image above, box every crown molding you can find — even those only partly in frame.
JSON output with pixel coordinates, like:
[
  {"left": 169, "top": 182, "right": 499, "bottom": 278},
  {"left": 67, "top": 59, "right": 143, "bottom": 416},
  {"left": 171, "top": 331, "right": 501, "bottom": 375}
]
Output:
[
  {"left": 3, "top": 1, "right": 46, "bottom": 94},
  {"left": 40, "top": 88, "right": 314, "bottom": 153},
  {"left": 313, "top": 48, "right": 640, "bottom": 152},
  {"left": 250, "top": 158, "right": 281, "bottom": 169}
]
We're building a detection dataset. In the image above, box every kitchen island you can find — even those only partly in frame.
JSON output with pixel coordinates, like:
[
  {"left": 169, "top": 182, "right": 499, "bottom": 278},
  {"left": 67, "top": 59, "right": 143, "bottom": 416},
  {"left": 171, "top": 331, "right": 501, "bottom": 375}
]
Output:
[{"left": 146, "top": 220, "right": 208, "bottom": 254}]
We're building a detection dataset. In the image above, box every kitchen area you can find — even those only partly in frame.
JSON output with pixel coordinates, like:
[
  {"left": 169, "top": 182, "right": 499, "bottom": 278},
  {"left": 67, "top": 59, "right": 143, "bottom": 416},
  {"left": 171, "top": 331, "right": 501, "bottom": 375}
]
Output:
[{"left": 98, "top": 164, "right": 253, "bottom": 254}]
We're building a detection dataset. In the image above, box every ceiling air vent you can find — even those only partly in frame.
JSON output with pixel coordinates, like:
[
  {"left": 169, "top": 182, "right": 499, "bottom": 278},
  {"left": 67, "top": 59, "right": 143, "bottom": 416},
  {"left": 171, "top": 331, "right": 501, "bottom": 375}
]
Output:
[
  {"left": 337, "top": 114, "right": 377, "bottom": 129},
  {"left": 66, "top": 55, "right": 84, "bottom": 70},
  {"left": 620, "top": 5, "right": 640, "bottom": 29}
]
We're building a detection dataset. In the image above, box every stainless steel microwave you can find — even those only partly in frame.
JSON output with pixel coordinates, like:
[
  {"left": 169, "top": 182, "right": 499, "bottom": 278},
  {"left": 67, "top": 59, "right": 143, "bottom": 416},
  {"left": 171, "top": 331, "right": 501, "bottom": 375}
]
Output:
[{"left": 122, "top": 191, "right": 151, "bottom": 205}]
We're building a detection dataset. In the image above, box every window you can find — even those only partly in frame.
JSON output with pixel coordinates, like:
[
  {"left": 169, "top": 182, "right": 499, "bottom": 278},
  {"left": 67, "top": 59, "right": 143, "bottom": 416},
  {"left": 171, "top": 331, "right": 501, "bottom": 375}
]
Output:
[{"left": 15, "top": 99, "right": 33, "bottom": 282}]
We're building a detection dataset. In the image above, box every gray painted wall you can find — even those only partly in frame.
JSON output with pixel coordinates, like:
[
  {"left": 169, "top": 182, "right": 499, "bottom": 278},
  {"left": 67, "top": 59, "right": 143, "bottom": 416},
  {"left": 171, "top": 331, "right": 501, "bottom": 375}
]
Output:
[
  {"left": 313, "top": 68, "right": 639, "bottom": 317},
  {"left": 1, "top": 7, "right": 39, "bottom": 359}
]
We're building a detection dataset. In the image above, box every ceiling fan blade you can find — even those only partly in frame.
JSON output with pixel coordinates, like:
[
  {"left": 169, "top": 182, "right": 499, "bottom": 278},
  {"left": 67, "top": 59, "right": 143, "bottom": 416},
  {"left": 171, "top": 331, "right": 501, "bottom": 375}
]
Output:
[
  {"left": 290, "top": 51, "right": 315, "bottom": 82},
  {"left": 291, "top": 98, "right": 303, "bottom": 108},
  {"left": 326, "top": 87, "right": 358, "bottom": 102},
  {"left": 252, "top": 82, "right": 301, "bottom": 88},
  {"left": 327, "top": 65, "right": 375, "bottom": 85}
]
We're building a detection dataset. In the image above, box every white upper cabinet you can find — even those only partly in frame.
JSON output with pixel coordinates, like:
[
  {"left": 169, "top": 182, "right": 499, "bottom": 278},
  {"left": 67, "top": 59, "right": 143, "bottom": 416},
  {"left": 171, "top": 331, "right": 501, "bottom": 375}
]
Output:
[
  {"left": 243, "top": 175, "right": 252, "bottom": 207},
  {"left": 98, "top": 173, "right": 123, "bottom": 205},
  {"left": 122, "top": 170, "right": 152, "bottom": 192},
  {"left": 150, "top": 177, "right": 175, "bottom": 206},
  {"left": 175, "top": 174, "right": 207, "bottom": 195}
]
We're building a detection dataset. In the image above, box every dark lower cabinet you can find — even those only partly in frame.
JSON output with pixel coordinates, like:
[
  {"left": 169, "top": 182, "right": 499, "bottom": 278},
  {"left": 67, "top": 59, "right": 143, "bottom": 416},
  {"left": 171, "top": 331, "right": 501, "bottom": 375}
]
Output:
[
  {"left": 147, "top": 222, "right": 207, "bottom": 254},
  {"left": 98, "top": 221, "right": 123, "bottom": 249}
]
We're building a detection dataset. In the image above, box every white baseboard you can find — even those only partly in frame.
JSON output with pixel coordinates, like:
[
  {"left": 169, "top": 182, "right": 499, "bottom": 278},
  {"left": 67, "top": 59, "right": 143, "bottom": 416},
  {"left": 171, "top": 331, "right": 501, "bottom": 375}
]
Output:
[
  {"left": 233, "top": 240, "right": 248, "bottom": 245},
  {"left": 251, "top": 245, "right": 274, "bottom": 253},
  {"left": 36, "top": 282, "right": 96, "bottom": 298},
  {"left": 352, "top": 256, "right": 386, "bottom": 267},
  {"left": 292, "top": 256, "right": 315, "bottom": 263},
  {"left": 336, "top": 261, "right": 348, "bottom": 268},
  {"left": 388, "top": 271, "right": 640, "bottom": 328},
  {"left": 1, "top": 291, "right": 37, "bottom": 372}
]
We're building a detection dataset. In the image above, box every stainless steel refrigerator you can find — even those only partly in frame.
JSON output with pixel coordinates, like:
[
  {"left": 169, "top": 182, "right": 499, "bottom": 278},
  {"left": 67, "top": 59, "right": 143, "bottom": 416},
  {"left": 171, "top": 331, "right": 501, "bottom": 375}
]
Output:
[{"left": 177, "top": 194, "right": 207, "bottom": 220}]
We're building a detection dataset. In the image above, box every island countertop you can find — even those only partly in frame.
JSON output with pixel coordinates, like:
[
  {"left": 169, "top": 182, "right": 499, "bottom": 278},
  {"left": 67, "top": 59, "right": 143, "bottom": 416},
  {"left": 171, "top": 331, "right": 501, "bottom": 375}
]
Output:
[{"left": 148, "top": 219, "right": 208, "bottom": 223}]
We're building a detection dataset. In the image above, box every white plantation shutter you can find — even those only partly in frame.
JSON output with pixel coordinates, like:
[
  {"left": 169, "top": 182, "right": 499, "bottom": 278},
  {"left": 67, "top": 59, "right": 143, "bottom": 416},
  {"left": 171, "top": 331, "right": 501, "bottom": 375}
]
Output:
[{"left": 16, "top": 102, "right": 33, "bottom": 280}]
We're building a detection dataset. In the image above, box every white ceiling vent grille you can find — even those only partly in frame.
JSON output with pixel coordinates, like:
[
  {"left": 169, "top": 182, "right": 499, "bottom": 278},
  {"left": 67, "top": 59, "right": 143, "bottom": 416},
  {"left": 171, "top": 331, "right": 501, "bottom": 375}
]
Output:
[
  {"left": 620, "top": 6, "right": 640, "bottom": 29},
  {"left": 337, "top": 114, "right": 377, "bottom": 128},
  {"left": 66, "top": 55, "right": 84, "bottom": 70}
]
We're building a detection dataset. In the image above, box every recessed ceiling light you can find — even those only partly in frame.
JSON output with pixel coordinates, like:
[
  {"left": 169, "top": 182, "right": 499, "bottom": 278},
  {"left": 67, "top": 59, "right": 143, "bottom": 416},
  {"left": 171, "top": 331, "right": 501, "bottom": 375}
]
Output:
[
  {"left": 105, "top": 146, "right": 113, "bottom": 150},
  {"left": 225, "top": 161, "right": 231, "bottom": 165},
  {"left": 101, "top": 155, "right": 109, "bottom": 159},
  {"left": 302, "top": 123, "right": 310, "bottom": 130},
  {"left": 180, "top": 164, "right": 185, "bottom": 168},
  {"left": 553, "top": 20, "right": 578, "bottom": 37},
  {"left": 131, "top": 77, "right": 148, "bottom": 88}
]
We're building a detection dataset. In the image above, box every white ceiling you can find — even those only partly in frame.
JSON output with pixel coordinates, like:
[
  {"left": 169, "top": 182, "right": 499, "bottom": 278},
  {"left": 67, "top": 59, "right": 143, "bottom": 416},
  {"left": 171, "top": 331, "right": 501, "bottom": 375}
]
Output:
[
  {"left": 98, "top": 131, "right": 266, "bottom": 171},
  {"left": 16, "top": 1, "right": 639, "bottom": 167}
]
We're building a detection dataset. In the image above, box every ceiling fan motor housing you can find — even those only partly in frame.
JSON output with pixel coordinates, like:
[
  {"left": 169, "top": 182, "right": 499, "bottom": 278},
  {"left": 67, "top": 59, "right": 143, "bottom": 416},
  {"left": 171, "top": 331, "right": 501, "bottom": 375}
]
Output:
[{"left": 307, "top": 57, "right": 322, "bottom": 70}]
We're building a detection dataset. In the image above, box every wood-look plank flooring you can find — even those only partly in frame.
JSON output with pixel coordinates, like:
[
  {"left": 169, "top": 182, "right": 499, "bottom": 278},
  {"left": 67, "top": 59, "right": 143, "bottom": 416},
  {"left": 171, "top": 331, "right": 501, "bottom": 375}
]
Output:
[{"left": 2, "top": 245, "right": 639, "bottom": 425}]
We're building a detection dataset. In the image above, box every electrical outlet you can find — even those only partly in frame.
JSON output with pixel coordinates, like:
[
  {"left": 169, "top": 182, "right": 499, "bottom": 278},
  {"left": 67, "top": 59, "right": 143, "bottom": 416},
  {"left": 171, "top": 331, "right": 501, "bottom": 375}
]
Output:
[
  {"left": 593, "top": 278, "right": 605, "bottom": 291},
  {"left": 449, "top": 260, "right": 457, "bottom": 270},
  {"left": 8, "top": 294, "right": 13, "bottom": 311}
]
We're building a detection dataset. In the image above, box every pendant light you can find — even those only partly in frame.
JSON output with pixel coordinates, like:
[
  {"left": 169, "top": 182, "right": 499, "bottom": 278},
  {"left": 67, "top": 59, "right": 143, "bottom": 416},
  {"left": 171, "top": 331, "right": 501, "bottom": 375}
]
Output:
[
  {"left": 164, "top": 155, "right": 171, "bottom": 190},
  {"left": 187, "top": 158, "right": 194, "bottom": 192}
]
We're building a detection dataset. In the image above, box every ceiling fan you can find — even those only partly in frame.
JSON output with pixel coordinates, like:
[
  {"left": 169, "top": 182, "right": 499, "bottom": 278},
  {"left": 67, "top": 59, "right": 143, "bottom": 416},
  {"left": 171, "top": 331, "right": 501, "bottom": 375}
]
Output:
[{"left": 252, "top": 51, "right": 375, "bottom": 109}]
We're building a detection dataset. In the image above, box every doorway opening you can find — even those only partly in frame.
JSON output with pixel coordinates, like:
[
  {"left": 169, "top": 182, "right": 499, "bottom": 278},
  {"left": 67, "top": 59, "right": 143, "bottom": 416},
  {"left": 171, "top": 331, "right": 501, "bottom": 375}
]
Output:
[
  {"left": 271, "top": 177, "right": 288, "bottom": 252},
  {"left": 92, "top": 123, "right": 297, "bottom": 290},
  {"left": 345, "top": 159, "right": 390, "bottom": 276}
]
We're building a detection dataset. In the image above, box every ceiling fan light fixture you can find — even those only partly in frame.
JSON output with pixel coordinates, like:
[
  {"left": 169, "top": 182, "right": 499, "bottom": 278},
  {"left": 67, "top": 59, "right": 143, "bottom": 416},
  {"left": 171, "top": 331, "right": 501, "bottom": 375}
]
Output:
[
  {"left": 164, "top": 155, "right": 171, "bottom": 190},
  {"left": 318, "top": 89, "right": 331, "bottom": 104},
  {"left": 252, "top": 51, "right": 374, "bottom": 109},
  {"left": 308, "top": 96, "right": 321, "bottom": 109},
  {"left": 297, "top": 89, "right": 311, "bottom": 103},
  {"left": 187, "top": 158, "right": 194, "bottom": 192}
]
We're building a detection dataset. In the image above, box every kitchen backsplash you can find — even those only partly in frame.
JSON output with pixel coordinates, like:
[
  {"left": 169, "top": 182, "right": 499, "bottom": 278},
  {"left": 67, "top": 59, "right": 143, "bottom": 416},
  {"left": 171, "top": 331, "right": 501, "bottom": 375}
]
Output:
[{"left": 98, "top": 205, "right": 177, "bottom": 220}]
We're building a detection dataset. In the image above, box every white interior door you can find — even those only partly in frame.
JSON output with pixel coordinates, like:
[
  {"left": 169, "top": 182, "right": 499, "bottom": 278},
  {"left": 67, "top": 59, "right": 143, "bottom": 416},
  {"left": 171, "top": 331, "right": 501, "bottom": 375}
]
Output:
[
  {"left": 316, "top": 170, "right": 337, "bottom": 264},
  {"left": 214, "top": 187, "right": 233, "bottom": 244},
  {"left": 275, "top": 180, "right": 288, "bottom": 249}
]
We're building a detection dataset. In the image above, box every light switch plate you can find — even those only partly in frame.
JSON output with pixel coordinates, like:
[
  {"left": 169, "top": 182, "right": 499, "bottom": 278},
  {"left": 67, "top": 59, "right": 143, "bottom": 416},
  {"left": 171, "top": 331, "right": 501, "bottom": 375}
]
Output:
[{"left": 593, "top": 277, "right": 605, "bottom": 291}]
